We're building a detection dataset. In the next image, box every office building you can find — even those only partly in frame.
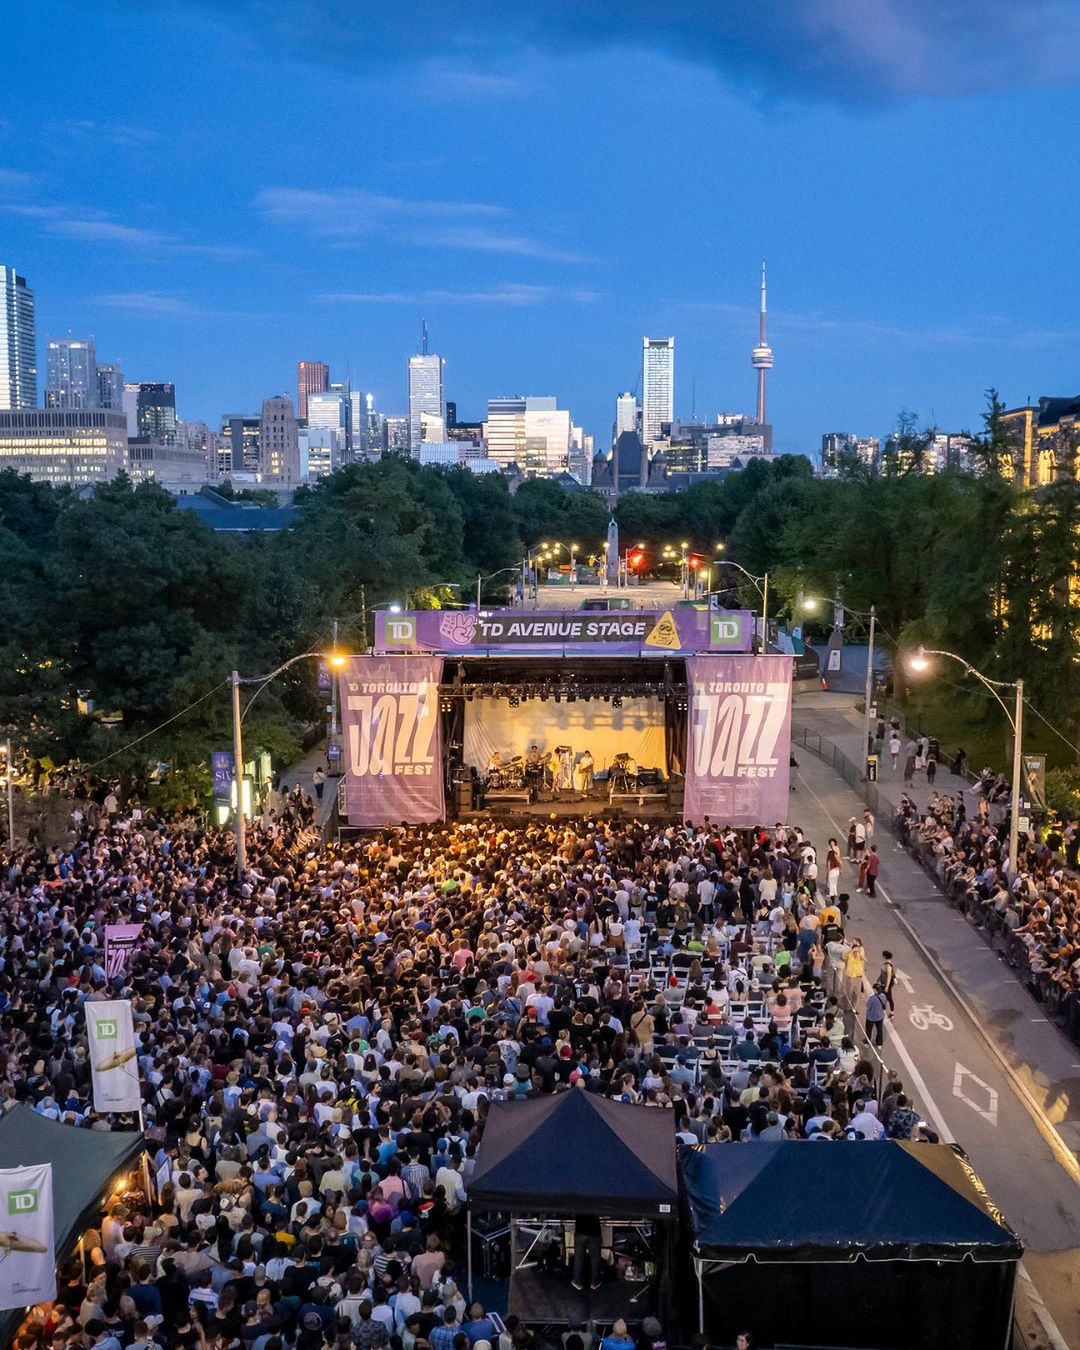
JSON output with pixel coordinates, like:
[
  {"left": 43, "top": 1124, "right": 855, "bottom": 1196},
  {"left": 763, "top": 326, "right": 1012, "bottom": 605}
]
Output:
[
  {"left": 46, "top": 338, "right": 98, "bottom": 409},
  {"left": 664, "top": 415, "right": 774, "bottom": 478},
  {"left": 0, "top": 409, "right": 126, "bottom": 485},
  {"left": 96, "top": 362, "right": 123, "bottom": 410},
  {"left": 299, "top": 425, "right": 335, "bottom": 479},
  {"left": 383, "top": 416, "right": 409, "bottom": 454},
  {"left": 484, "top": 396, "right": 580, "bottom": 477},
  {"left": 614, "top": 392, "right": 638, "bottom": 445},
  {"left": 307, "top": 386, "right": 351, "bottom": 461},
  {"left": 122, "top": 382, "right": 140, "bottom": 437},
  {"left": 136, "top": 382, "right": 178, "bottom": 443},
  {"left": 0, "top": 266, "right": 37, "bottom": 410},
  {"left": 568, "top": 426, "right": 593, "bottom": 486},
  {"left": 220, "top": 414, "right": 261, "bottom": 475},
  {"left": 641, "top": 338, "right": 674, "bottom": 444},
  {"left": 127, "top": 437, "right": 209, "bottom": 494},
  {"left": 259, "top": 395, "right": 300, "bottom": 483},
  {"left": 179, "top": 420, "right": 220, "bottom": 480},
  {"left": 296, "top": 359, "right": 329, "bottom": 422},
  {"left": 408, "top": 352, "right": 445, "bottom": 451}
]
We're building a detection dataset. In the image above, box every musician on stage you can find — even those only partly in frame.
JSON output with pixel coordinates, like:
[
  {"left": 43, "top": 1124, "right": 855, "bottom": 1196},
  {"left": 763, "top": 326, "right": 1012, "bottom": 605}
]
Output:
[
  {"left": 548, "top": 747, "right": 562, "bottom": 794},
  {"left": 559, "top": 747, "right": 574, "bottom": 791},
  {"left": 577, "top": 749, "right": 594, "bottom": 793}
]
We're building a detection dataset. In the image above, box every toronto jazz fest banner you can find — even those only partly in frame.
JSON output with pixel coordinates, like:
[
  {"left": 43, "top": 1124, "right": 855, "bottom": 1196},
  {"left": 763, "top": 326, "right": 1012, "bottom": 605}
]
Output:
[
  {"left": 340, "top": 656, "right": 445, "bottom": 827},
  {"left": 684, "top": 654, "right": 793, "bottom": 827}
]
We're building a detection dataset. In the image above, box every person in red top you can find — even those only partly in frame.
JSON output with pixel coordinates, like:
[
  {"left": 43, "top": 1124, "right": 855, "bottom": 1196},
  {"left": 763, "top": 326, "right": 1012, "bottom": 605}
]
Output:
[{"left": 865, "top": 845, "right": 881, "bottom": 897}]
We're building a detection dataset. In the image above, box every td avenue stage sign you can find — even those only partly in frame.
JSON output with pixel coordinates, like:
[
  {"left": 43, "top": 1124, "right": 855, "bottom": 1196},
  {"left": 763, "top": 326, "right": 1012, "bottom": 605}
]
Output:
[{"left": 376, "top": 607, "right": 753, "bottom": 656}]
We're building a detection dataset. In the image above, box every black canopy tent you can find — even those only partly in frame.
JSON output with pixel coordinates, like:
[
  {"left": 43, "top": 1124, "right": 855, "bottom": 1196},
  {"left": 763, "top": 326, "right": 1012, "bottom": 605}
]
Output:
[
  {"left": 468, "top": 1091, "right": 679, "bottom": 1327},
  {"left": 0, "top": 1106, "right": 145, "bottom": 1340},
  {"left": 681, "top": 1141, "right": 1022, "bottom": 1350}
]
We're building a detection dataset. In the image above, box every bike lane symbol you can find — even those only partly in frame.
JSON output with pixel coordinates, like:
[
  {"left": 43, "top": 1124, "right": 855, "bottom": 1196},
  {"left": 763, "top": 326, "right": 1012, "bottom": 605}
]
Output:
[{"left": 909, "top": 1004, "right": 954, "bottom": 1032}]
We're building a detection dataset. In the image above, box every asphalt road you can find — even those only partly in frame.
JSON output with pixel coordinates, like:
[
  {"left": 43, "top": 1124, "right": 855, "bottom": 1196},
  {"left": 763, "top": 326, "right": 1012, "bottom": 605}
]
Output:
[{"left": 790, "top": 738, "right": 1080, "bottom": 1347}]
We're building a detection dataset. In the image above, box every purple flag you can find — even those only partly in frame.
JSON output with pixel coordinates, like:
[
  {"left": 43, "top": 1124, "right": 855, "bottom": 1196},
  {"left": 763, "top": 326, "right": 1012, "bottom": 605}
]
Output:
[
  {"left": 339, "top": 655, "right": 445, "bottom": 826},
  {"left": 104, "top": 923, "right": 143, "bottom": 980},
  {"left": 683, "top": 655, "right": 793, "bottom": 827}
]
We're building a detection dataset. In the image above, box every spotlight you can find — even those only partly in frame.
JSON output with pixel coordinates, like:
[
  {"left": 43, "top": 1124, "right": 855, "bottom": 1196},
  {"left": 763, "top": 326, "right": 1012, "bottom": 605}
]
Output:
[
  {"left": 509, "top": 694, "right": 520, "bottom": 708},
  {"left": 612, "top": 696, "right": 623, "bottom": 710}
]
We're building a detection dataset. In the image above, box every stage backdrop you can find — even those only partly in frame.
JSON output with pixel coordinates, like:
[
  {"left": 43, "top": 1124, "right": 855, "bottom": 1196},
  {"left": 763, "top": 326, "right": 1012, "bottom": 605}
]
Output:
[
  {"left": 684, "top": 655, "right": 792, "bottom": 826},
  {"left": 340, "top": 656, "right": 445, "bottom": 826},
  {"left": 464, "top": 697, "right": 666, "bottom": 777}
]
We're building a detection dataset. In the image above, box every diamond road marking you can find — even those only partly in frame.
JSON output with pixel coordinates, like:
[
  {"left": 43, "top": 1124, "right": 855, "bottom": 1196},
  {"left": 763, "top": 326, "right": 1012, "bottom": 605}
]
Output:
[{"left": 953, "top": 1062, "right": 999, "bottom": 1126}]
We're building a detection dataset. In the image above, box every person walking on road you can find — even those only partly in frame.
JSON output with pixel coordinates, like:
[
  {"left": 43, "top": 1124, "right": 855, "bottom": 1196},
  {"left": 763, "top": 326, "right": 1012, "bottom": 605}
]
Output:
[
  {"left": 865, "top": 983, "right": 889, "bottom": 1047},
  {"left": 826, "top": 839, "right": 843, "bottom": 899},
  {"left": 889, "top": 733, "right": 901, "bottom": 772},
  {"left": 844, "top": 937, "right": 867, "bottom": 1005},
  {"left": 903, "top": 742, "right": 917, "bottom": 786},
  {"left": 864, "top": 845, "right": 881, "bottom": 897},
  {"left": 878, "top": 950, "right": 897, "bottom": 1011},
  {"left": 312, "top": 764, "right": 326, "bottom": 802},
  {"left": 926, "top": 754, "right": 937, "bottom": 787}
]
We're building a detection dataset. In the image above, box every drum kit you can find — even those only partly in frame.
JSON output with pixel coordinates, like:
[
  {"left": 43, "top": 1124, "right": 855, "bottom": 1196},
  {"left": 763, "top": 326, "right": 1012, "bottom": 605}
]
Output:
[
  {"left": 488, "top": 755, "right": 527, "bottom": 790},
  {"left": 609, "top": 752, "right": 639, "bottom": 794}
]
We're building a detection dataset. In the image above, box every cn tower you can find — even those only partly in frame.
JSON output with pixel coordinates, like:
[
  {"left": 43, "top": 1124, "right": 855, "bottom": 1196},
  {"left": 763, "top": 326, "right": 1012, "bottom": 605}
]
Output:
[{"left": 751, "top": 260, "right": 773, "bottom": 425}]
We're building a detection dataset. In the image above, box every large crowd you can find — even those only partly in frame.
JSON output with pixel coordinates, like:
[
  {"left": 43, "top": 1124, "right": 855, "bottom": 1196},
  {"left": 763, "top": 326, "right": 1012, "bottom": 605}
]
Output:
[{"left": 1, "top": 788, "right": 932, "bottom": 1350}]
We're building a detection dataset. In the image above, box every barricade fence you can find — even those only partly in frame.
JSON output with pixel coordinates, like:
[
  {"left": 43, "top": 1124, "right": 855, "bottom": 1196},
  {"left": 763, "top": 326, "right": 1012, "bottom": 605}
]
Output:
[{"left": 794, "top": 721, "right": 1080, "bottom": 1051}]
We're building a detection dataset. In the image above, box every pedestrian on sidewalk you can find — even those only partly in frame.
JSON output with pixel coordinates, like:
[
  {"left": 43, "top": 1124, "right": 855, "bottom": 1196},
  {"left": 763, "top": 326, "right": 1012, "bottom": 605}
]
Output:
[
  {"left": 313, "top": 764, "right": 326, "bottom": 802},
  {"left": 926, "top": 754, "right": 937, "bottom": 787},
  {"left": 865, "top": 983, "right": 889, "bottom": 1047},
  {"left": 865, "top": 845, "right": 881, "bottom": 897},
  {"left": 889, "top": 733, "right": 901, "bottom": 772},
  {"left": 863, "top": 807, "right": 875, "bottom": 845},
  {"left": 903, "top": 743, "right": 916, "bottom": 786},
  {"left": 878, "top": 950, "right": 897, "bottom": 1011},
  {"left": 826, "top": 839, "right": 843, "bottom": 898}
]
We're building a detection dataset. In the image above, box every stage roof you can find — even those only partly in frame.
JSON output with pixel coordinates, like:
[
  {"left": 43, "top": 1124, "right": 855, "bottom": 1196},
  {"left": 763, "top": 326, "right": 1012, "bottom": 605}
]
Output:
[
  {"left": 469, "top": 1089, "right": 679, "bottom": 1218},
  {"left": 682, "top": 1141, "right": 1023, "bottom": 1263}
]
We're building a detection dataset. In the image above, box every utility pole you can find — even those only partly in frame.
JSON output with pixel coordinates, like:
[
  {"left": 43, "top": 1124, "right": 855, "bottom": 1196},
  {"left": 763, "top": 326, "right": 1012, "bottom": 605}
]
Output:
[
  {"left": 1009, "top": 678, "right": 1024, "bottom": 879},
  {"left": 330, "top": 617, "right": 340, "bottom": 774},
  {"left": 231, "top": 671, "right": 246, "bottom": 885},
  {"left": 4, "top": 740, "right": 13, "bottom": 845},
  {"left": 862, "top": 605, "right": 877, "bottom": 774},
  {"left": 760, "top": 573, "right": 769, "bottom": 653},
  {"left": 476, "top": 573, "right": 482, "bottom": 611}
]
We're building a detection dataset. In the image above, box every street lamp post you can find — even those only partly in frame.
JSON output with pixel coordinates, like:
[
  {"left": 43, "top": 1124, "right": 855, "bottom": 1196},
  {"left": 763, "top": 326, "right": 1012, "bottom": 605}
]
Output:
[
  {"left": 3, "top": 739, "right": 14, "bottom": 844},
  {"left": 230, "top": 648, "right": 347, "bottom": 884},
  {"left": 712, "top": 560, "right": 769, "bottom": 652},
  {"left": 908, "top": 645, "right": 1024, "bottom": 878}
]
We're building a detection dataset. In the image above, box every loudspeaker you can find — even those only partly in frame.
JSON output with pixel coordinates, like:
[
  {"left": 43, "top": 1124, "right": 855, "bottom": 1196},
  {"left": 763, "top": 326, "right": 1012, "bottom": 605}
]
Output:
[{"left": 455, "top": 779, "right": 474, "bottom": 812}]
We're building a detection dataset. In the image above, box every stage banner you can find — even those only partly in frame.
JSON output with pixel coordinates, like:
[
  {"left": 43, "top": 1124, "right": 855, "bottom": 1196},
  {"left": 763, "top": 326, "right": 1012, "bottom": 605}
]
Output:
[
  {"left": 684, "top": 654, "right": 793, "bottom": 827},
  {"left": 103, "top": 923, "right": 143, "bottom": 980},
  {"left": 375, "top": 607, "right": 754, "bottom": 656},
  {"left": 0, "top": 1163, "right": 55, "bottom": 1311},
  {"left": 211, "top": 750, "right": 233, "bottom": 804},
  {"left": 340, "top": 656, "right": 444, "bottom": 826},
  {"left": 86, "top": 999, "right": 142, "bottom": 1113}
]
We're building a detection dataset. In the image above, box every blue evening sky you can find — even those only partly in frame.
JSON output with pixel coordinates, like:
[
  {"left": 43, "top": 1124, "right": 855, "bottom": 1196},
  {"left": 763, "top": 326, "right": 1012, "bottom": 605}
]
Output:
[{"left": 3, "top": 1, "right": 1079, "bottom": 454}]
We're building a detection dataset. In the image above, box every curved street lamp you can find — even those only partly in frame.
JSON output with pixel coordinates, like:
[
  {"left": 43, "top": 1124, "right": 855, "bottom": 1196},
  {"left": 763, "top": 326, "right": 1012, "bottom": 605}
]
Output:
[
  {"left": 907, "top": 645, "right": 1024, "bottom": 878},
  {"left": 710, "top": 559, "right": 769, "bottom": 653}
]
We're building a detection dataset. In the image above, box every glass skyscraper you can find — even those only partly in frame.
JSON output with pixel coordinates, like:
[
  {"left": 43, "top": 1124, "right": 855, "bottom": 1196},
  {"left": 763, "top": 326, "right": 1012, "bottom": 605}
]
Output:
[
  {"left": 0, "top": 266, "right": 37, "bottom": 410},
  {"left": 46, "top": 337, "right": 98, "bottom": 409},
  {"left": 408, "top": 353, "right": 445, "bottom": 451}
]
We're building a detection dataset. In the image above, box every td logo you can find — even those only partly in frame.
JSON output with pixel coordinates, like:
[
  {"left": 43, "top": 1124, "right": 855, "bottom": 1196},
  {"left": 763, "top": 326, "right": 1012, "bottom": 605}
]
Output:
[
  {"left": 710, "top": 616, "right": 743, "bottom": 647},
  {"left": 384, "top": 617, "right": 416, "bottom": 647},
  {"left": 8, "top": 1189, "right": 38, "bottom": 1215},
  {"left": 96, "top": 1020, "right": 118, "bottom": 1039}
]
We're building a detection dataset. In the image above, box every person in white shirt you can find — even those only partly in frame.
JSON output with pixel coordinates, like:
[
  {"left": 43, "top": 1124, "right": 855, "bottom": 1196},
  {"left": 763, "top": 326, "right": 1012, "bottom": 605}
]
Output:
[{"left": 435, "top": 1159, "right": 467, "bottom": 1212}]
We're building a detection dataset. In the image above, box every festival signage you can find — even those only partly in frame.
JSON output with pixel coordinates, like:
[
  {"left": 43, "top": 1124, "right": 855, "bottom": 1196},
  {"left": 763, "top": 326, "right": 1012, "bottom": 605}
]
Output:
[
  {"left": 0, "top": 1163, "right": 55, "bottom": 1311},
  {"left": 375, "top": 607, "right": 753, "bottom": 656},
  {"left": 211, "top": 750, "right": 233, "bottom": 804},
  {"left": 339, "top": 656, "right": 445, "bottom": 826},
  {"left": 683, "top": 654, "right": 793, "bottom": 827},
  {"left": 86, "top": 1000, "right": 142, "bottom": 1113},
  {"left": 103, "top": 924, "right": 143, "bottom": 980}
]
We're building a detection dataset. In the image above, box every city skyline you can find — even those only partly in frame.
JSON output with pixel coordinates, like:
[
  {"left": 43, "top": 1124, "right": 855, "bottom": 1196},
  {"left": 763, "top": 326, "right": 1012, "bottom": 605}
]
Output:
[{"left": 2, "top": 3, "right": 1079, "bottom": 452}]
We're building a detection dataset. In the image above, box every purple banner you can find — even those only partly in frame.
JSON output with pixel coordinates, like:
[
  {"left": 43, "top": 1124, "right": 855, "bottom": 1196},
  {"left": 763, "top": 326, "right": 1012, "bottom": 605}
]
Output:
[
  {"left": 211, "top": 750, "right": 233, "bottom": 803},
  {"left": 104, "top": 923, "right": 143, "bottom": 980},
  {"left": 375, "top": 607, "right": 753, "bottom": 656},
  {"left": 340, "top": 655, "right": 445, "bottom": 827},
  {"left": 683, "top": 655, "right": 793, "bottom": 827}
]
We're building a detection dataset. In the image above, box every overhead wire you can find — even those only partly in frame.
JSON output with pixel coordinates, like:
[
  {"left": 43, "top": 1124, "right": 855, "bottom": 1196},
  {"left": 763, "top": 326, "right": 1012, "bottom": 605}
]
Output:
[{"left": 81, "top": 680, "right": 230, "bottom": 771}]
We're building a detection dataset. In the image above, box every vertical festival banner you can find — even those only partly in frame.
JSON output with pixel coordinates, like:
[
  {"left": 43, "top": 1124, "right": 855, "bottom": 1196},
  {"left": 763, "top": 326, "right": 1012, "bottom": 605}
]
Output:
[
  {"left": 684, "top": 654, "right": 793, "bottom": 826},
  {"left": 86, "top": 1000, "right": 142, "bottom": 1113},
  {"left": 0, "top": 1163, "right": 55, "bottom": 1311},
  {"left": 340, "top": 655, "right": 445, "bottom": 827},
  {"left": 103, "top": 923, "right": 143, "bottom": 980},
  {"left": 211, "top": 750, "right": 234, "bottom": 805}
]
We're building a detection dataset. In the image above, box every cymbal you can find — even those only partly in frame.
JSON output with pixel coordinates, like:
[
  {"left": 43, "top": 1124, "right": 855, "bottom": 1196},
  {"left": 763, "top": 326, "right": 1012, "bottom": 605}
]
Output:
[
  {"left": 95, "top": 1046, "right": 136, "bottom": 1072},
  {"left": 0, "top": 1232, "right": 47, "bottom": 1253}
]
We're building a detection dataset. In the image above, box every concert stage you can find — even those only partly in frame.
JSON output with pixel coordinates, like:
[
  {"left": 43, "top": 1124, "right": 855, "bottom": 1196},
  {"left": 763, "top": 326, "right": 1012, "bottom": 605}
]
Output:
[
  {"left": 508, "top": 1267, "right": 651, "bottom": 1325},
  {"left": 336, "top": 605, "right": 794, "bottom": 832}
]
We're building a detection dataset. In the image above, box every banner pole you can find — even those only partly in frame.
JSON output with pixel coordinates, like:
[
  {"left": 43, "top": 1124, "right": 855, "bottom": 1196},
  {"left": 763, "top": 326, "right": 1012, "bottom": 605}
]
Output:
[{"left": 137, "top": 1108, "right": 152, "bottom": 1202}]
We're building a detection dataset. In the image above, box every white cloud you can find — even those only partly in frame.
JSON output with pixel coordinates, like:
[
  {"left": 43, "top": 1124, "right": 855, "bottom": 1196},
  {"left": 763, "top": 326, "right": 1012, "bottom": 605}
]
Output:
[
  {"left": 319, "top": 284, "right": 600, "bottom": 306},
  {"left": 93, "top": 291, "right": 205, "bottom": 317}
]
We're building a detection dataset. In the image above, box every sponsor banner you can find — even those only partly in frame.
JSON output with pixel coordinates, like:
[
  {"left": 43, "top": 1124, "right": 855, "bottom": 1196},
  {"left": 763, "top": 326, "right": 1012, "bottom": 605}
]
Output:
[
  {"left": 340, "top": 656, "right": 445, "bottom": 827},
  {"left": 0, "top": 1163, "right": 55, "bottom": 1311},
  {"left": 684, "top": 654, "right": 793, "bottom": 827},
  {"left": 211, "top": 750, "right": 233, "bottom": 804},
  {"left": 86, "top": 1000, "right": 142, "bottom": 1113},
  {"left": 317, "top": 659, "right": 332, "bottom": 693},
  {"left": 103, "top": 924, "right": 143, "bottom": 980},
  {"left": 375, "top": 608, "right": 753, "bottom": 656}
]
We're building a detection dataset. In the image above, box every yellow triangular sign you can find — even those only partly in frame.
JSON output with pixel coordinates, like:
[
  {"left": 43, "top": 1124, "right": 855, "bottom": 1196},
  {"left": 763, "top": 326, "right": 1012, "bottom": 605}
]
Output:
[{"left": 645, "top": 610, "right": 681, "bottom": 649}]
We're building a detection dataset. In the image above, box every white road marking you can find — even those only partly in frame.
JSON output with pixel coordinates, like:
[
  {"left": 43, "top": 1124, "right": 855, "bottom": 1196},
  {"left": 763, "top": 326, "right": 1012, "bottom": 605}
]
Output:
[
  {"left": 894, "top": 968, "right": 914, "bottom": 993},
  {"left": 908, "top": 1004, "right": 954, "bottom": 1032},
  {"left": 883, "top": 1019, "right": 954, "bottom": 1142},
  {"left": 953, "top": 1062, "right": 999, "bottom": 1125}
]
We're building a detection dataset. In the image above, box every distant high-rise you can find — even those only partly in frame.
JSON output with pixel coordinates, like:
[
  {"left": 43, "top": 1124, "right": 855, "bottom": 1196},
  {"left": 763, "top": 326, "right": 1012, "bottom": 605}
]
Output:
[
  {"left": 46, "top": 338, "right": 98, "bottom": 409},
  {"left": 0, "top": 409, "right": 126, "bottom": 485},
  {"left": 0, "top": 266, "right": 37, "bottom": 410},
  {"left": 614, "top": 391, "right": 638, "bottom": 445},
  {"left": 260, "top": 395, "right": 300, "bottom": 484},
  {"left": 751, "top": 261, "right": 774, "bottom": 426},
  {"left": 136, "top": 382, "right": 178, "bottom": 443},
  {"left": 296, "top": 360, "right": 329, "bottom": 422},
  {"left": 408, "top": 353, "right": 445, "bottom": 451},
  {"left": 484, "top": 396, "right": 574, "bottom": 477},
  {"left": 96, "top": 362, "right": 123, "bottom": 410},
  {"left": 220, "top": 414, "right": 261, "bottom": 475},
  {"left": 307, "top": 386, "right": 351, "bottom": 464},
  {"left": 641, "top": 338, "right": 674, "bottom": 444}
]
